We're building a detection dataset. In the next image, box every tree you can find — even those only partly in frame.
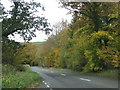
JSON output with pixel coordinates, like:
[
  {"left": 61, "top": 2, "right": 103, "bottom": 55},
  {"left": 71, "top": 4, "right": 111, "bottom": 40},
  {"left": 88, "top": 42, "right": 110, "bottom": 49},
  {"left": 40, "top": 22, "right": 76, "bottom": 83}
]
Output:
[
  {"left": 60, "top": 2, "right": 119, "bottom": 32},
  {"left": 1, "top": 0, "right": 51, "bottom": 65},
  {"left": 2, "top": 1, "right": 51, "bottom": 41},
  {"left": 2, "top": 37, "right": 22, "bottom": 65},
  {"left": 16, "top": 43, "right": 38, "bottom": 66}
]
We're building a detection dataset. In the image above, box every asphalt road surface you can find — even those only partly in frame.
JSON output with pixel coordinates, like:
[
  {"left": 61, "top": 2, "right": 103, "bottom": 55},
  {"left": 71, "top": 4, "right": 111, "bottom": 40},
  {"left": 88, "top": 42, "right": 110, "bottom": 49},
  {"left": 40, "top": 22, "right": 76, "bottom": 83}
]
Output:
[{"left": 31, "top": 67, "right": 118, "bottom": 89}]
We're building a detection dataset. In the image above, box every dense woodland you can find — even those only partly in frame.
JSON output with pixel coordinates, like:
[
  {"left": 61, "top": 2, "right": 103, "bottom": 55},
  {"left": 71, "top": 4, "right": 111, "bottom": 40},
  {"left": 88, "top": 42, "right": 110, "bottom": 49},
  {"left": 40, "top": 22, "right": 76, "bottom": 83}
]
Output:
[
  {"left": 38, "top": 2, "right": 120, "bottom": 72},
  {"left": 1, "top": 2, "right": 120, "bottom": 73}
]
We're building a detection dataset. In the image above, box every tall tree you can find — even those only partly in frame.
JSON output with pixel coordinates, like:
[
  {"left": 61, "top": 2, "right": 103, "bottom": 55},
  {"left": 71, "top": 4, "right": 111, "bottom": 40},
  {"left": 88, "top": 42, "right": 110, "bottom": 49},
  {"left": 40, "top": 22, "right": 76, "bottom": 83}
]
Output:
[
  {"left": 2, "top": 1, "right": 51, "bottom": 41},
  {"left": 60, "top": 2, "right": 118, "bottom": 32},
  {"left": 1, "top": 0, "right": 51, "bottom": 65}
]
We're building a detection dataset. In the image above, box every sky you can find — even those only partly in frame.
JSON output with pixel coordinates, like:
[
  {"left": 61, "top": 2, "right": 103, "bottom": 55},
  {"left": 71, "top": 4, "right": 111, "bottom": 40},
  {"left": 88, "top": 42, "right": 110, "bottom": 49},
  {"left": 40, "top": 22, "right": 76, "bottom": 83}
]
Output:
[{"left": 1, "top": 0, "right": 73, "bottom": 42}]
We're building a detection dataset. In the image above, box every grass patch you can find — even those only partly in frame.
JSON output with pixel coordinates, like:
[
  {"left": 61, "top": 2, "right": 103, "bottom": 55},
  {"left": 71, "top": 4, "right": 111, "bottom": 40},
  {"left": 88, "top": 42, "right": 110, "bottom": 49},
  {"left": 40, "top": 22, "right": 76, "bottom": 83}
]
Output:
[
  {"left": 82, "top": 69, "right": 118, "bottom": 79},
  {"left": 0, "top": 78, "right": 2, "bottom": 89},
  {"left": 32, "top": 42, "right": 45, "bottom": 45},
  {"left": 0, "top": 64, "right": 2, "bottom": 89},
  {"left": 49, "top": 67, "right": 118, "bottom": 79},
  {"left": 2, "top": 64, "right": 43, "bottom": 88}
]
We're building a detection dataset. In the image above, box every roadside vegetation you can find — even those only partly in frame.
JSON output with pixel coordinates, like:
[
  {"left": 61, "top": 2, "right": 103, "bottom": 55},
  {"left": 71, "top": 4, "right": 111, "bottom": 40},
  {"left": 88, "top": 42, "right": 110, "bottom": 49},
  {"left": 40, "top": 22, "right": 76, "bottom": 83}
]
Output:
[
  {"left": 2, "top": 65, "right": 42, "bottom": 88},
  {"left": 49, "top": 67, "right": 118, "bottom": 79}
]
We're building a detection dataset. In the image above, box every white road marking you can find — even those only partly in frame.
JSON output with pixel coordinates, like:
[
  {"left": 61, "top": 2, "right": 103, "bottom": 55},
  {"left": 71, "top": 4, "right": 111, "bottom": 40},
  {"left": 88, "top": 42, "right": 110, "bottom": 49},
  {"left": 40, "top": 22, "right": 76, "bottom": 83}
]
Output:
[
  {"left": 61, "top": 74, "right": 66, "bottom": 76},
  {"left": 47, "top": 85, "right": 50, "bottom": 88},
  {"left": 44, "top": 82, "right": 47, "bottom": 85},
  {"left": 43, "top": 81, "right": 51, "bottom": 88},
  {"left": 42, "top": 81, "right": 45, "bottom": 83},
  {"left": 80, "top": 78, "right": 91, "bottom": 82}
]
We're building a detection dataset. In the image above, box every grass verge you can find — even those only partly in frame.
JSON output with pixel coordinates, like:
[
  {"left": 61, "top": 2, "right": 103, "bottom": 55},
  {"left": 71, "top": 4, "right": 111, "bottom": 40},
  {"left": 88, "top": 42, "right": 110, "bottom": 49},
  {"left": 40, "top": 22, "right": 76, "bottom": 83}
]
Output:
[
  {"left": 49, "top": 67, "right": 118, "bottom": 79},
  {"left": 2, "top": 64, "right": 43, "bottom": 88}
]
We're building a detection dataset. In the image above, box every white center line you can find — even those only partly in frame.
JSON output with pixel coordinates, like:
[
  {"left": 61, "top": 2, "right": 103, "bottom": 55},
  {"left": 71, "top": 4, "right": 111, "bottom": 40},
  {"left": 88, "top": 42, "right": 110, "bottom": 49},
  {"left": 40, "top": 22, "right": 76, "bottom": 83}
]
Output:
[
  {"left": 80, "top": 78, "right": 91, "bottom": 82},
  {"left": 47, "top": 85, "right": 50, "bottom": 88},
  {"left": 61, "top": 74, "right": 66, "bottom": 76},
  {"left": 44, "top": 82, "right": 47, "bottom": 85}
]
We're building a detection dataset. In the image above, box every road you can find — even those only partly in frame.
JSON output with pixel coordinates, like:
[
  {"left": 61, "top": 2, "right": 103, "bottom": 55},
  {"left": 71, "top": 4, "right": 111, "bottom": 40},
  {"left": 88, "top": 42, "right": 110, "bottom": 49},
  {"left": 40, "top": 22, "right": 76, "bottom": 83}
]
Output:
[{"left": 31, "top": 67, "right": 118, "bottom": 89}]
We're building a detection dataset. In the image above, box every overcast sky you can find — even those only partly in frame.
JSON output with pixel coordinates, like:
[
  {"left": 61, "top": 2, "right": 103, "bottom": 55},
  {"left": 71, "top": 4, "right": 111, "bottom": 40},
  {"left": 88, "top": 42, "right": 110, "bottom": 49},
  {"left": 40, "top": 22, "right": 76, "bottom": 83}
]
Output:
[{"left": 1, "top": 0, "right": 72, "bottom": 42}]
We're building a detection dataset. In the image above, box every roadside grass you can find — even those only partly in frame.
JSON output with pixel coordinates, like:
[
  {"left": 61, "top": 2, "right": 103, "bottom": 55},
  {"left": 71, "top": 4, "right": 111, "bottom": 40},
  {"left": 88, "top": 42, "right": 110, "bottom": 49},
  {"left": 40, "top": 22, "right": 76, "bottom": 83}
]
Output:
[
  {"left": 0, "top": 64, "right": 2, "bottom": 89},
  {"left": 0, "top": 78, "right": 2, "bottom": 89},
  {"left": 81, "top": 69, "right": 118, "bottom": 79},
  {"left": 2, "top": 64, "right": 43, "bottom": 88},
  {"left": 49, "top": 67, "right": 118, "bottom": 79}
]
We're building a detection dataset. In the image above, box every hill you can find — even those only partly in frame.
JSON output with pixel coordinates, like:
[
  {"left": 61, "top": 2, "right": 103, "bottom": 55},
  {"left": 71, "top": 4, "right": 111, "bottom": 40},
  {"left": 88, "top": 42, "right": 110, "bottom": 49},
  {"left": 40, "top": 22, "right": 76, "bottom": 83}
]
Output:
[{"left": 32, "top": 42, "right": 46, "bottom": 45}]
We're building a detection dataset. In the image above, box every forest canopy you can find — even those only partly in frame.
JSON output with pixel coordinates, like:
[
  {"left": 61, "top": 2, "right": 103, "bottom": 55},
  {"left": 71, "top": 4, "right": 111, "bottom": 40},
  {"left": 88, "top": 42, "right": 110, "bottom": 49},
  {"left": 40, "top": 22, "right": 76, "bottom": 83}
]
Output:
[{"left": 38, "top": 2, "right": 120, "bottom": 72}]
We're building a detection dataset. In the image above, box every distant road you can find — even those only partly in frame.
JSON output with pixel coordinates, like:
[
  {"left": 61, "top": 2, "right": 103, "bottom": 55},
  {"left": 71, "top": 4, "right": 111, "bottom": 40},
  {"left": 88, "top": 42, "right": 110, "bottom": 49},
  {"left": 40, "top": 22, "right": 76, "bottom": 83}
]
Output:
[{"left": 31, "top": 67, "right": 118, "bottom": 89}]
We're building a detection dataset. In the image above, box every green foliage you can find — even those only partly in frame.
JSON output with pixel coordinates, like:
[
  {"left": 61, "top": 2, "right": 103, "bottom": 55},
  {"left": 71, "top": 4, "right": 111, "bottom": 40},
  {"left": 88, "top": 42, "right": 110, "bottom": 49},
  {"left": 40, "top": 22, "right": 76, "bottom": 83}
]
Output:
[
  {"left": 2, "top": 65, "right": 42, "bottom": 88},
  {"left": 74, "top": 25, "right": 93, "bottom": 37},
  {"left": 32, "top": 42, "right": 46, "bottom": 45},
  {"left": 97, "top": 47, "right": 119, "bottom": 69},
  {"left": 2, "top": 1, "right": 50, "bottom": 41},
  {"left": 16, "top": 43, "right": 39, "bottom": 66},
  {"left": 91, "top": 31, "right": 113, "bottom": 48},
  {"left": 2, "top": 38, "right": 22, "bottom": 65},
  {"left": 38, "top": 2, "right": 119, "bottom": 73}
]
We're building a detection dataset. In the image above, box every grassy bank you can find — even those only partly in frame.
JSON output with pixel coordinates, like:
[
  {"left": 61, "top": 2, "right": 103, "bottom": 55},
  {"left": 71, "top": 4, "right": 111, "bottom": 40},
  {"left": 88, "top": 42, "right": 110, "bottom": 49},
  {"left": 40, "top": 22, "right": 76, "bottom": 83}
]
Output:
[
  {"left": 2, "top": 65, "right": 42, "bottom": 88},
  {"left": 0, "top": 64, "right": 2, "bottom": 89},
  {"left": 49, "top": 67, "right": 118, "bottom": 79},
  {"left": 80, "top": 70, "right": 118, "bottom": 79}
]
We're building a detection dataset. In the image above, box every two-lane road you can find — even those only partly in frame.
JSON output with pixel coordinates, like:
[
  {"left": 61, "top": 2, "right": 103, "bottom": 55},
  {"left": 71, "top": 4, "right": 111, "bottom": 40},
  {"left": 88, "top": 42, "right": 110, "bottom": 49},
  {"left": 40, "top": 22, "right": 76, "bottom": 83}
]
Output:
[{"left": 31, "top": 67, "right": 118, "bottom": 89}]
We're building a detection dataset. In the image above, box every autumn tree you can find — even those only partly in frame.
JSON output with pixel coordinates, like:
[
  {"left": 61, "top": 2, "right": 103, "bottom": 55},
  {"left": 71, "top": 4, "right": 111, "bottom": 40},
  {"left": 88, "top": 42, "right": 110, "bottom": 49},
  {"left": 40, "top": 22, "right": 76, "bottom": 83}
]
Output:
[
  {"left": 16, "top": 43, "right": 38, "bottom": 66},
  {"left": 39, "top": 2, "right": 119, "bottom": 72},
  {"left": 1, "top": 0, "right": 51, "bottom": 66}
]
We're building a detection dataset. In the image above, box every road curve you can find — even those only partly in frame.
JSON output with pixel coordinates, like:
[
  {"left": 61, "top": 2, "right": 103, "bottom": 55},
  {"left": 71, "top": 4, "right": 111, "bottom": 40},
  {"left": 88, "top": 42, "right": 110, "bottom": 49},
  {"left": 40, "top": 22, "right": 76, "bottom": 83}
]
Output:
[{"left": 31, "top": 67, "right": 118, "bottom": 89}]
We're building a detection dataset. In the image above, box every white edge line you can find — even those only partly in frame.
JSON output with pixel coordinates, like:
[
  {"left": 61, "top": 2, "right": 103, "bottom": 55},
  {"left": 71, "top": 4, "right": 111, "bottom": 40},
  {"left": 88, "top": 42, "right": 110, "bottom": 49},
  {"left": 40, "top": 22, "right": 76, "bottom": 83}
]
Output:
[
  {"left": 61, "top": 74, "right": 66, "bottom": 76},
  {"left": 47, "top": 85, "right": 50, "bottom": 88},
  {"left": 43, "top": 82, "right": 51, "bottom": 88}
]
